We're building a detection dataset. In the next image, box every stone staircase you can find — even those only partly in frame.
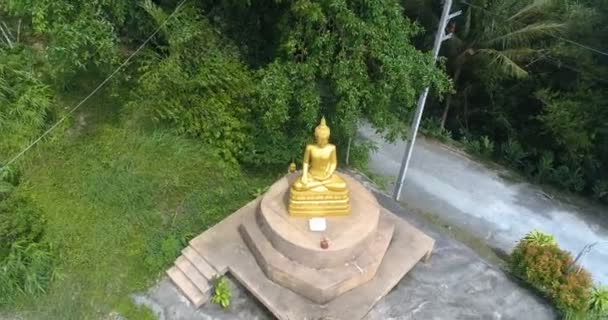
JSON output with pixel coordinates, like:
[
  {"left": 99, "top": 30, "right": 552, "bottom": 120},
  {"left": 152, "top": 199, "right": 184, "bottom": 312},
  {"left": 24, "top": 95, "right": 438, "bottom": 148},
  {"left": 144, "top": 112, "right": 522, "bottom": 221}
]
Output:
[{"left": 166, "top": 246, "right": 219, "bottom": 307}]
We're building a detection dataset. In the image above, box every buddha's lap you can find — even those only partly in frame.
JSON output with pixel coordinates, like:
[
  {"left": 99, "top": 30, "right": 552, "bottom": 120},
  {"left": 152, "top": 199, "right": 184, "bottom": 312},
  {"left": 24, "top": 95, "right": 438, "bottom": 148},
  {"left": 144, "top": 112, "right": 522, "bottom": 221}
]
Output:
[{"left": 292, "top": 174, "right": 346, "bottom": 191}]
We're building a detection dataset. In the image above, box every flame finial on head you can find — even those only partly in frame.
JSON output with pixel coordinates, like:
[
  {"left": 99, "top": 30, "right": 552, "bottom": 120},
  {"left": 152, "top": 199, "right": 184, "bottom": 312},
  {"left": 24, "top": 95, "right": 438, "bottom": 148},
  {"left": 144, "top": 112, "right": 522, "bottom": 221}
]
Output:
[{"left": 315, "top": 116, "right": 330, "bottom": 137}]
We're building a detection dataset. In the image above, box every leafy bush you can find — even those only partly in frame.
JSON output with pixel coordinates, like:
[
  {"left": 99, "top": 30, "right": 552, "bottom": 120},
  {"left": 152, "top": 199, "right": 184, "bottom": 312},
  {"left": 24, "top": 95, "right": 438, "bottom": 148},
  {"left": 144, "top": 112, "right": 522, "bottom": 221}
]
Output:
[
  {"left": 3, "top": 0, "right": 131, "bottom": 83},
  {"left": 510, "top": 231, "right": 594, "bottom": 316},
  {"left": 550, "top": 165, "right": 585, "bottom": 192},
  {"left": 592, "top": 180, "right": 608, "bottom": 203},
  {"left": 502, "top": 138, "right": 528, "bottom": 168},
  {"left": 0, "top": 195, "right": 46, "bottom": 258},
  {"left": 535, "top": 152, "right": 555, "bottom": 183},
  {"left": 0, "top": 165, "right": 20, "bottom": 201},
  {"left": 0, "top": 194, "right": 55, "bottom": 303},
  {"left": 212, "top": 276, "right": 231, "bottom": 309},
  {"left": 0, "top": 165, "right": 20, "bottom": 186},
  {"left": 143, "top": 234, "right": 184, "bottom": 272},
  {"left": 463, "top": 135, "right": 494, "bottom": 158},
  {"left": 422, "top": 117, "right": 453, "bottom": 142},
  {"left": 589, "top": 284, "right": 608, "bottom": 315},
  {"left": 0, "top": 241, "right": 56, "bottom": 302},
  {"left": 133, "top": 0, "right": 450, "bottom": 166},
  {"left": 130, "top": 2, "right": 252, "bottom": 162},
  {"left": 0, "top": 47, "right": 53, "bottom": 160},
  {"left": 522, "top": 230, "right": 556, "bottom": 247}
]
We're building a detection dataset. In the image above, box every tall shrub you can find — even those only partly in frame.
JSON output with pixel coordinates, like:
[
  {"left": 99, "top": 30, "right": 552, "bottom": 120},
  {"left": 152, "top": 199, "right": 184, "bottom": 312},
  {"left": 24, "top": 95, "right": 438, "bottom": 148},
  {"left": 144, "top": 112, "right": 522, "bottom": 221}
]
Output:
[
  {"left": 0, "top": 47, "right": 52, "bottom": 162},
  {"left": 511, "top": 231, "right": 593, "bottom": 315},
  {"left": 0, "top": 194, "right": 55, "bottom": 303}
]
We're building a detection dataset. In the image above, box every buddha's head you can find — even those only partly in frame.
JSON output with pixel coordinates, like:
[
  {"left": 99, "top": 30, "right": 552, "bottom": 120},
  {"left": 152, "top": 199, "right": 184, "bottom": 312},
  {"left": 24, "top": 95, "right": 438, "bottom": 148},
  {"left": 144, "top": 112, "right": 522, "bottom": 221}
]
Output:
[{"left": 314, "top": 117, "right": 330, "bottom": 147}]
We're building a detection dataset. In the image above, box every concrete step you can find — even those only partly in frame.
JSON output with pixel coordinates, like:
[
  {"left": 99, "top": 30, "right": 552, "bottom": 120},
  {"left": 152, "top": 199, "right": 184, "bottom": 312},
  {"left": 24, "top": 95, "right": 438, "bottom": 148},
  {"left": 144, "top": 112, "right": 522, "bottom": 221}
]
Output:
[
  {"left": 182, "top": 246, "right": 218, "bottom": 280},
  {"left": 176, "top": 255, "right": 212, "bottom": 294},
  {"left": 167, "top": 266, "right": 207, "bottom": 307}
]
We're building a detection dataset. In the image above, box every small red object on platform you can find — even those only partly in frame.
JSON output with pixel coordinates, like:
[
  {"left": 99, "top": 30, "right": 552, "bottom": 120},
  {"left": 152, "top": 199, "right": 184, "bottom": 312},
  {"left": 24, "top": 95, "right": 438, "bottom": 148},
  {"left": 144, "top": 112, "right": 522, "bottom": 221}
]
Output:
[{"left": 320, "top": 238, "right": 329, "bottom": 249}]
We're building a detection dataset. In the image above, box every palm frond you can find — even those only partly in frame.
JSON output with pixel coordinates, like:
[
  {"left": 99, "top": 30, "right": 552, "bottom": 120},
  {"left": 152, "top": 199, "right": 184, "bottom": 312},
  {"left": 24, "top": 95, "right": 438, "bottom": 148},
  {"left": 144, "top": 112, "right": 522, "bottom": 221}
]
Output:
[
  {"left": 508, "top": 0, "right": 551, "bottom": 22},
  {"left": 476, "top": 49, "right": 529, "bottom": 78},
  {"left": 487, "top": 22, "right": 564, "bottom": 49},
  {"left": 501, "top": 48, "right": 539, "bottom": 60}
]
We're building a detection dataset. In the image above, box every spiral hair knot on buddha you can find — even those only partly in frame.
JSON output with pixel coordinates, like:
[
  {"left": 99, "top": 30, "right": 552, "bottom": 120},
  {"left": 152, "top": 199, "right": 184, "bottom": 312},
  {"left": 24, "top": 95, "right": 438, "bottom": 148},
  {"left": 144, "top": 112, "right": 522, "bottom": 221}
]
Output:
[{"left": 314, "top": 117, "right": 330, "bottom": 139}]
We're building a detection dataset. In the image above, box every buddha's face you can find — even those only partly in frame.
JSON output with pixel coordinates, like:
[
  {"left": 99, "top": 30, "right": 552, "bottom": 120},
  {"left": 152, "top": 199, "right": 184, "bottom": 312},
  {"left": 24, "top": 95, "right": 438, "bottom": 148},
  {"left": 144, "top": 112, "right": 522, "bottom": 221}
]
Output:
[{"left": 315, "top": 132, "right": 330, "bottom": 147}]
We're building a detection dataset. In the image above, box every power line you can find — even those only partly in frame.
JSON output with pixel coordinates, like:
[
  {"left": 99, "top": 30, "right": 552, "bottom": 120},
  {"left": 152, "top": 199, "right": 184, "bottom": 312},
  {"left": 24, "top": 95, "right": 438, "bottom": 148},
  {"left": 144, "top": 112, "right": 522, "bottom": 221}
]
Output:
[
  {"left": 1, "top": 0, "right": 188, "bottom": 170},
  {"left": 544, "top": 56, "right": 608, "bottom": 84},
  {"left": 459, "top": 0, "right": 608, "bottom": 58}
]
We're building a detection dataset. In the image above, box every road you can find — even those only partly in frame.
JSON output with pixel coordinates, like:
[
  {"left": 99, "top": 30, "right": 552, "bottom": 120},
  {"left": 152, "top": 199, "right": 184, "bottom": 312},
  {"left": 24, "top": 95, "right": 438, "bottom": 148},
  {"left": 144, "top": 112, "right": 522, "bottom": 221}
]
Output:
[{"left": 359, "top": 124, "right": 608, "bottom": 284}]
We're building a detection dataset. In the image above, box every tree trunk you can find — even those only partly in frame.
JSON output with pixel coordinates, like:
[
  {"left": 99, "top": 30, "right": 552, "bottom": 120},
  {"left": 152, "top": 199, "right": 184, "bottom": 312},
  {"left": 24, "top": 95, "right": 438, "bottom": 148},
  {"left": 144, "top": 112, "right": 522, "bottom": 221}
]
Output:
[
  {"left": 440, "top": 63, "right": 463, "bottom": 129},
  {"left": 345, "top": 136, "right": 352, "bottom": 166},
  {"left": 440, "top": 95, "right": 453, "bottom": 129}
]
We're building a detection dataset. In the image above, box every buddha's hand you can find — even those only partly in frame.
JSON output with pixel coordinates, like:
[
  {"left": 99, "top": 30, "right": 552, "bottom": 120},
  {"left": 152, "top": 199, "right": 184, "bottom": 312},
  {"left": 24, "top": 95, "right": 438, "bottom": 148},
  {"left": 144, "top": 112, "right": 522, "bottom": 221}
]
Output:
[{"left": 301, "top": 174, "right": 309, "bottom": 186}]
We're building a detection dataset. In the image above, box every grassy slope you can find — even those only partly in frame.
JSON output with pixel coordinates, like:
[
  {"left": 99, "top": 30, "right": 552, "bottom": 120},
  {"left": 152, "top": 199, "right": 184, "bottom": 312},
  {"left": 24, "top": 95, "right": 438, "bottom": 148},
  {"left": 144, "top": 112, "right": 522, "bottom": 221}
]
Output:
[{"left": 3, "top": 92, "right": 276, "bottom": 319}]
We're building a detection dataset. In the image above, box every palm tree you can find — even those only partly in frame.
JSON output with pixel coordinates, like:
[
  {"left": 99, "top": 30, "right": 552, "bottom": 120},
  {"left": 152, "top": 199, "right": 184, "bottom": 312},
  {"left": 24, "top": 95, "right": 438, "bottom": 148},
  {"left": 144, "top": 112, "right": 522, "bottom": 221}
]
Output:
[{"left": 437, "top": 0, "right": 563, "bottom": 128}]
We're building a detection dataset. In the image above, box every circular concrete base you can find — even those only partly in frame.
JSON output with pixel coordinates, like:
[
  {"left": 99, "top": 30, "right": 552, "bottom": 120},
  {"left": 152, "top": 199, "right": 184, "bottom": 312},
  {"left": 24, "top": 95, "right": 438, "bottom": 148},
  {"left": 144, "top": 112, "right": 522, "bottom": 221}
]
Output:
[{"left": 258, "top": 173, "right": 380, "bottom": 269}]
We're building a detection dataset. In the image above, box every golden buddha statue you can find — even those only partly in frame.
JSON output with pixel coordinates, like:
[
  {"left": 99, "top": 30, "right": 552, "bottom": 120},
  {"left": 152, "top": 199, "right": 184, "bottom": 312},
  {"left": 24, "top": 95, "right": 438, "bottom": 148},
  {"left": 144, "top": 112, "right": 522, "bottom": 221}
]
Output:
[{"left": 288, "top": 117, "right": 350, "bottom": 217}]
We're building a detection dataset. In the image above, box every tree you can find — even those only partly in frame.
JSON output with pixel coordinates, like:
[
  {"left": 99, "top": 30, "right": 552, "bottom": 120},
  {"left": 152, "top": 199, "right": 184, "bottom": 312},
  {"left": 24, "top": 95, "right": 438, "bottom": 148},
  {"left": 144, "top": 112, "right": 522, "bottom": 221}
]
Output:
[
  {"left": 240, "top": 0, "right": 451, "bottom": 165},
  {"left": 0, "top": 0, "right": 146, "bottom": 85},
  {"left": 130, "top": 0, "right": 450, "bottom": 166},
  {"left": 129, "top": 1, "right": 252, "bottom": 162},
  {"left": 438, "top": 0, "right": 563, "bottom": 128}
]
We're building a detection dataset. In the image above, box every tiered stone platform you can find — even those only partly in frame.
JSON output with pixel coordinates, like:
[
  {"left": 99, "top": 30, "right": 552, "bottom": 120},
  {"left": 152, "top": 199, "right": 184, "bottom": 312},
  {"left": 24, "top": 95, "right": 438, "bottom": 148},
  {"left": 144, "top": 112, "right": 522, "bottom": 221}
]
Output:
[{"left": 167, "top": 173, "right": 435, "bottom": 319}]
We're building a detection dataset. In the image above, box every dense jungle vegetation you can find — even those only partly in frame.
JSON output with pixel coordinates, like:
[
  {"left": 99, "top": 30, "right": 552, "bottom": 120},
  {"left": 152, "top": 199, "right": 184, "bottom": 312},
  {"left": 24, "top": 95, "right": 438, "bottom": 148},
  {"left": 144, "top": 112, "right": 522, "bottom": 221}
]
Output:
[{"left": 0, "top": 0, "right": 606, "bottom": 318}]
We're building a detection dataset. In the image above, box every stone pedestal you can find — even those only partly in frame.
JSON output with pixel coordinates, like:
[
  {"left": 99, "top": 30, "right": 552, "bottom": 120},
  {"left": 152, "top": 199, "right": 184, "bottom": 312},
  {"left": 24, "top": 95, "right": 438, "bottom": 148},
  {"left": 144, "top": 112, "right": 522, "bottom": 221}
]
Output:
[
  {"left": 166, "top": 173, "right": 435, "bottom": 320},
  {"left": 241, "top": 174, "right": 394, "bottom": 303}
]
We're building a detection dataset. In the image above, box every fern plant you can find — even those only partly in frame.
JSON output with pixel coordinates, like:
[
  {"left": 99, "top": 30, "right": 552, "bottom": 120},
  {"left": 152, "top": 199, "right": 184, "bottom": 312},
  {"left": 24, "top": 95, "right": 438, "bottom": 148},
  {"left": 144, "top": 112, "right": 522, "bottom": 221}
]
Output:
[
  {"left": 592, "top": 180, "right": 608, "bottom": 203},
  {"left": 522, "top": 230, "right": 556, "bottom": 247},
  {"left": 211, "top": 276, "right": 231, "bottom": 309},
  {"left": 535, "top": 151, "right": 555, "bottom": 183},
  {"left": 502, "top": 139, "right": 528, "bottom": 168},
  {"left": 589, "top": 284, "right": 608, "bottom": 315}
]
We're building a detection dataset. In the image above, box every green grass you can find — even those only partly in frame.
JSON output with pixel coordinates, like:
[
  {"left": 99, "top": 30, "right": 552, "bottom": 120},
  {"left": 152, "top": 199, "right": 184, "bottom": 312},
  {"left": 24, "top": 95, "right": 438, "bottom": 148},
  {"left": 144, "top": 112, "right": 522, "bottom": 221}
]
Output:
[{"left": 1, "top": 98, "right": 276, "bottom": 318}]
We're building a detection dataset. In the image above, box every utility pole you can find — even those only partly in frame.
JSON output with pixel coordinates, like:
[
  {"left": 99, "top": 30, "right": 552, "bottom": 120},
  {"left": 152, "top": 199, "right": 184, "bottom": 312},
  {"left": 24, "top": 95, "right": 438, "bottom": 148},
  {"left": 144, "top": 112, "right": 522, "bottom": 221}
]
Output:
[{"left": 393, "top": 0, "right": 461, "bottom": 200}]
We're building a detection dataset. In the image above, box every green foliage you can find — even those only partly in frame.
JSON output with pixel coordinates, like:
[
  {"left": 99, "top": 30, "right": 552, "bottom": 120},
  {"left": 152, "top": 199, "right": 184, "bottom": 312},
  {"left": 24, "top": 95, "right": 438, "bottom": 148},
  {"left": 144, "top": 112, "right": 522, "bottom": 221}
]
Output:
[
  {"left": 536, "top": 89, "right": 595, "bottom": 159},
  {"left": 12, "top": 109, "right": 274, "bottom": 318},
  {"left": 501, "top": 139, "right": 528, "bottom": 168},
  {"left": 235, "top": 0, "right": 450, "bottom": 165},
  {"left": 347, "top": 139, "right": 378, "bottom": 170},
  {"left": 463, "top": 135, "right": 494, "bottom": 158},
  {"left": 414, "top": 0, "right": 608, "bottom": 201},
  {"left": 510, "top": 232, "right": 595, "bottom": 316},
  {"left": 0, "top": 194, "right": 45, "bottom": 259},
  {"left": 592, "top": 181, "right": 608, "bottom": 203},
  {"left": 0, "top": 47, "right": 52, "bottom": 161},
  {"left": 114, "top": 298, "right": 157, "bottom": 320},
  {"left": 534, "top": 151, "right": 555, "bottom": 183},
  {"left": 0, "top": 165, "right": 20, "bottom": 186},
  {"left": 130, "top": 2, "right": 252, "bottom": 162},
  {"left": 522, "top": 230, "right": 557, "bottom": 247},
  {"left": 143, "top": 234, "right": 183, "bottom": 272},
  {"left": 422, "top": 117, "right": 453, "bottom": 142},
  {"left": 550, "top": 165, "right": 585, "bottom": 193},
  {"left": 589, "top": 284, "right": 608, "bottom": 315},
  {"left": 0, "top": 194, "right": 55, "bottom": 304},
  {"left": 212, "top": 276, "right": 231, "bottom": 309},
  {"left": 0, "top": 241, "right": 56, "bottom": 304},
  {"left": 1, "top": 0, "right": 134, "bottom": 83}
]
